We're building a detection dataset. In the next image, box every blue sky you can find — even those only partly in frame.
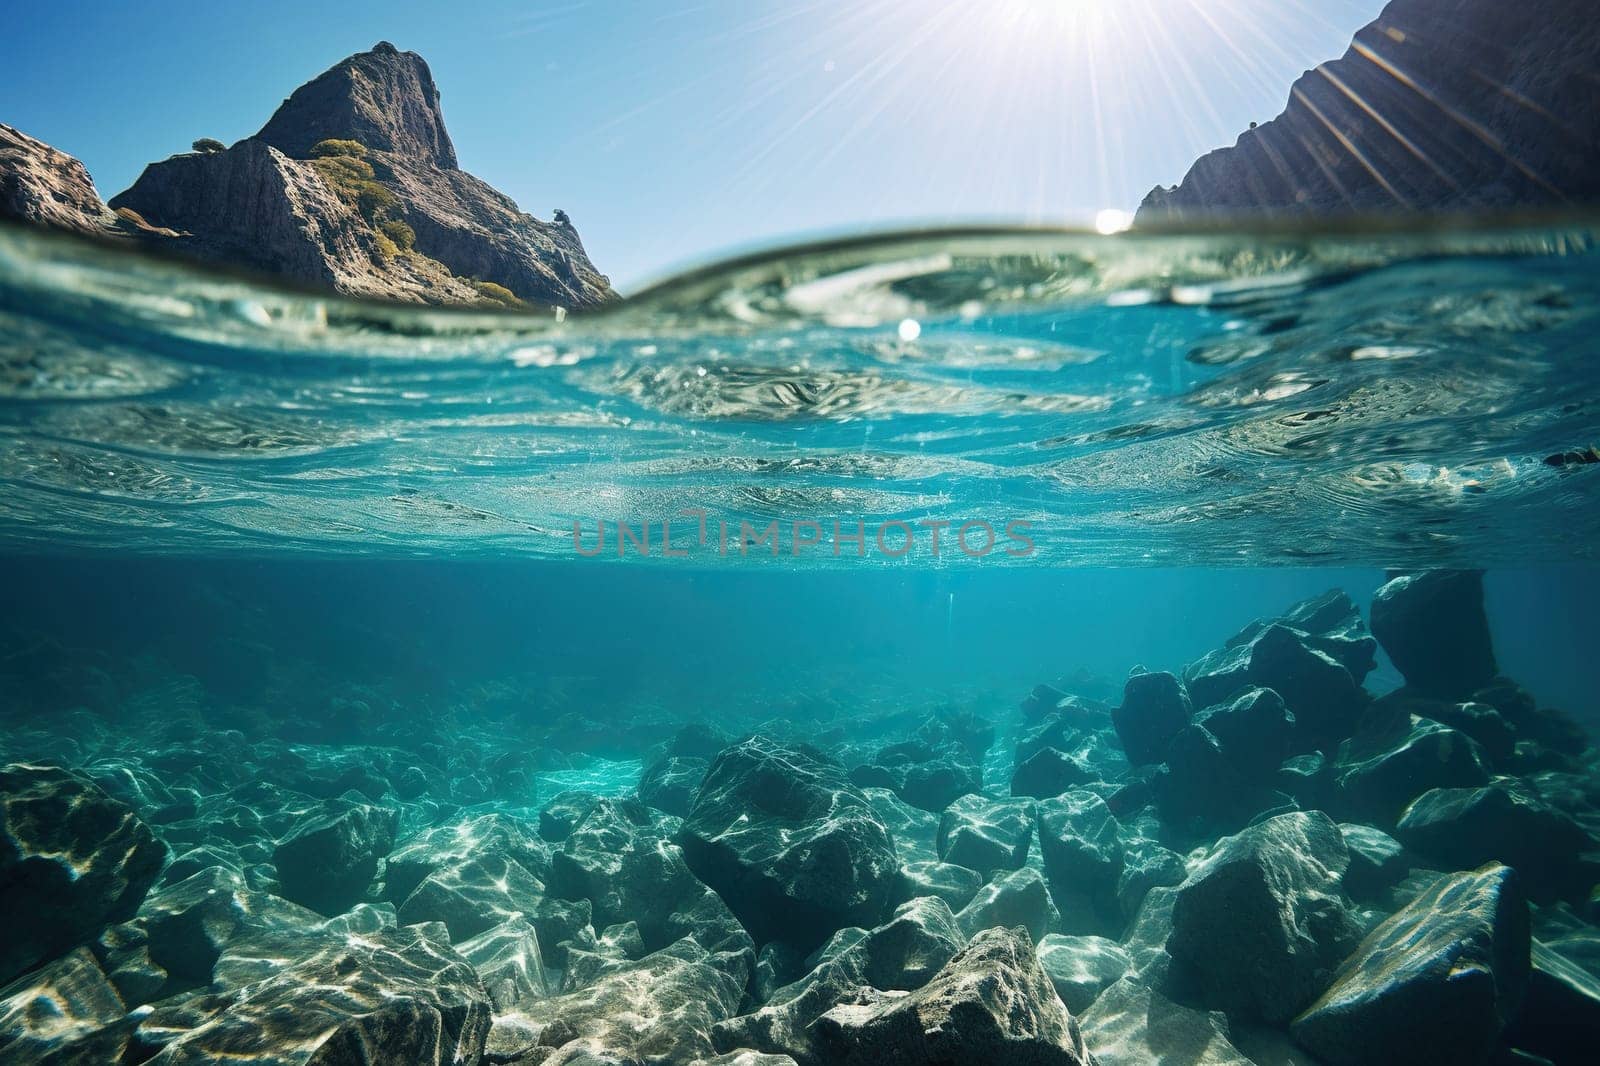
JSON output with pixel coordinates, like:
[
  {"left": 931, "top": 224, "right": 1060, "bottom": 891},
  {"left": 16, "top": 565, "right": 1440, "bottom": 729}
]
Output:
[{"left": 3, "top": 0, "right": 1385, "bottom": 289}]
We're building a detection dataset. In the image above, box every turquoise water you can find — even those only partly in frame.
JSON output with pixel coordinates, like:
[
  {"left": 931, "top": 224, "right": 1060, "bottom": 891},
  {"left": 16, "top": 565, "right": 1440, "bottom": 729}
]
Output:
[{"left": 2, "top": 219, "right": 1599, "bottom": 1065}]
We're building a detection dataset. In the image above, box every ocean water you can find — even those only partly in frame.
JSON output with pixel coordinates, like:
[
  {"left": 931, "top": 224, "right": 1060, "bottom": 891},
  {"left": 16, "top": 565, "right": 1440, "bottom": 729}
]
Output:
[{"left": 2, "top": 218, "right": 1599, "bottom": 1064}]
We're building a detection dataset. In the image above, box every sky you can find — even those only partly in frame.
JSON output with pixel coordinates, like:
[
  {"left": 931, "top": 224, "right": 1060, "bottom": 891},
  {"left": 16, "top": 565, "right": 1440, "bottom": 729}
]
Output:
[{"left": 3, "top": 0, "right": 1386, "bottom": 290}]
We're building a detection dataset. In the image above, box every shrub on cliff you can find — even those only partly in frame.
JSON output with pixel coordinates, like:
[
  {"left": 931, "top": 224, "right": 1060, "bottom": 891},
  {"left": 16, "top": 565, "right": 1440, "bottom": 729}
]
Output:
[
  {"left": 379, "top": 218, "right": 416, "bottom": 252},
  {"left": 310, "top": 138, "right": 366, "bottom": 158},
  {"left": 471, "top": 280, "right": 525, "bottom": 309}
]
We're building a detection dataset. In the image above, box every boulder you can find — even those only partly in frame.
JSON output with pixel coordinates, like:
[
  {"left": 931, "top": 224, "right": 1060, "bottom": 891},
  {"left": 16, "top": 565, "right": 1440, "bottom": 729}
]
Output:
[
  {"left": 1338, "top": 823, "right": 1410, "bottom": 899},
  {"left": 272, "top": 798, "right": 397, "bottom": 916},
  {"left": 955, "top": 867, "right": 1060, "bottom": 942},
  {"left": 1112, "top": 671, "right": 1191, "bottom": 766},
  {"left": 1081, "top": 974, "right": 1252, "bottom": 1066},
  {"left": 550, "top": 796, "right": 752, "bottom": 955},
  {"left": 1116, "top": 839, "right": 1186, "bottom": 920},
  {"left": 1370, "top": 571, "right": 1498, "bottom": 700},
  {"left": 1156, "top": 723, "right": 1286, "bottom": 836},
  {"left": 0, "top": 763, "right": 167, "bottom": 984},
  {"left": 1291, "top": 863, "right": 1531, "bottom": 1066},
  {"left": 713, "top": 897, "right": 968, "bottom": 1064},
  {"left": 937, "top": 794, "right": 1036, "bottom": 878},
  {"left": 457, "top": 916, "right": 549, "bottom": 1011},
  {"left": 639, "top": 755, "right": 710, "bottom": 817},
  {"left": 810, "top": 926, "right": 1097, "bottom": 1065},
  {"left": 1037, "top": 935, "right": 1131, "bottom": 1014},
  {"left": 105, "top": 866, "right": 319, "bottom": 998},
  {"left": 1193, "top": 687, "right": 1296, "bottom": 778},
  {"left": 144, "top": 924, "right": 492, "bottom": 1065},
  {"left": 1036, "top": 791, "right": 1125, "bottom": 935},
  {"left": 0, "top": 948, "right": 133, "bottom": 1062},
  {"left": 894, "top": 861, "right": 984, "bottom": 911},
  {"left": 501, "top": 939, "right": 749, "bottom": 1065},
  {"left": 897, "top": 757, "right": 983, "bottom": 812},
  {"left": 1167, "top": 811, "right": 1361, "bottom": 1023},
  {"left": 680, "top": 738, "right": 898, "bottom": 953},
  {"left": 1224, "top": 589, "right": 1379, "bottom": 684},
  {"left": 1012, "top": 747, "right": 1099, "bottom": 800},
  {"left": 1334, "top": 711, "right": 1490, "bottom": 823},
  {"left": 863, "top": 787, "right": 940, "bottom": 865},
  {"left": 1185, "top": 624, "right": 1365, "bottom": 749},
  {"left": 385, "top": 812, "right": 552, "bottom": 903},
  {"left": 396, "top": 852, "right": 545, "bottom": 941},
  {"left": 1395, "top": 783, "right": 1598, "bottom": 903},
  {"left": 541, "top": 790, "right": 612, "bottom": 843}
]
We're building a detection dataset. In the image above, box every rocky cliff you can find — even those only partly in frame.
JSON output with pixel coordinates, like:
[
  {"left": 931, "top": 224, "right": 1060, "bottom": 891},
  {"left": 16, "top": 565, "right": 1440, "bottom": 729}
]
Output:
[
  {"left": 1139, "top": 0, "right": 1600, "bottom": 222},
  {"left": 3, "top": 43, "right": 612, "bottom": 309}
]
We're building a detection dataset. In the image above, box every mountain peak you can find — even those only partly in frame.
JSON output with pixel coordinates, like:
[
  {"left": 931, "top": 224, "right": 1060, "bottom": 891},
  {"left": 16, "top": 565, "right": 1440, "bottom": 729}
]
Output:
[{"left": 255, "top": 43, "right": 458, "bottom": 169}]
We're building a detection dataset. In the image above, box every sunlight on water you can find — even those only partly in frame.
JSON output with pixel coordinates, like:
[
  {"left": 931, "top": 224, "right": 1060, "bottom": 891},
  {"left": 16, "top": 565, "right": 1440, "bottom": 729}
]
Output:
[{"left": 0, "top": 218, "right": 1596, "bottom": 566}]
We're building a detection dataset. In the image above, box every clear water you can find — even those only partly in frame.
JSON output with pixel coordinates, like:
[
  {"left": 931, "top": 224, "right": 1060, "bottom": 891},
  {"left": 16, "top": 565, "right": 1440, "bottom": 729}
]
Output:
[{"left": 2, "top": 219, "right": 1598, "bottom": 1064}]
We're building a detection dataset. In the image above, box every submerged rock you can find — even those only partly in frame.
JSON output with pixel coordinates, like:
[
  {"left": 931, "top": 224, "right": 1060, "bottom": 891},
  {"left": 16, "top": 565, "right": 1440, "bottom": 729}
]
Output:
[
  {"left": 1338, "top": 822, "right": 1411, "bottom": 900},
  {"left": 1012, "top": 746, "right": 1098, "bottom": 800},
  {"left": 1167, "top": 811, "right": 1361, "bottom": 1024},
  {"left": 639, "top": 755, "right": 710, "bottom": 817},
  {"left": 1036, "top": 791, "right": 1125, "bottom": 936},
  {"left": 956, "top": 867, "right": 1060, "bottom": 943},
  {"left": 936, "top": 794, "right": 1036, "bottom": 878},
  {"left": 1292, "top": 863, "right": 1531, "bottom": 1066},
  {"left": 0, "top": 762, "right": 167, "bottom": 985},
  {"left": 1333, "top": 710, "right": 1490, "bottom": 823},
  {"left": 1185, "top": 624, "right": 1366, "bottom": 749},
  {"left": 0, "top": 947, "right": 133, "bottom": 1063},
  {"left": 1371, "top": 570, "right": 1499, "bottom": 700},
  {"left": 1396, "top": 782, "right": 1598, "bottom": 903},
  {"left": 397, "top": 852, "right": 545, "bottom": 941},
  {"left": 458, "top": 915, "right": 548, "bottom": 1012},
  {"left": 1037, "top": 935, "right": 1131, "bottom": 1014},
  {"left": 272, "top": 798, "right": 397, "bottom": 916},
  {"left": 1112, "top": 671, "right": 1191, "bottom": 766},
  {"left": 144, "top": 923, "right": 492, "bottom": 1065},
  {"left": 1507, "top": 939, "right": 1600, "bottom": 1066},
  {"left": 550, "top": 795, "right": 753, "bottom": 955},
  {"left": 680, "top": 738, "right": 899, "bottom": 953},
  {"left": 99, "top": 866, "right": 320, "bottom": 1000},
  {"left": 713, "top": 897, "right": 968, "bottom": 1064},
  {"left": 385, "top": 811, "right": 553, "bottom": 903},
  {"left": 502, "top": 938, "right": 749, "bottom": 1064},
  {"left": 810, "top": 926, "right": 1097, "bottom": 1066},
  {"left": 894, "top": 860, "right": 983, "bottom": 912}
]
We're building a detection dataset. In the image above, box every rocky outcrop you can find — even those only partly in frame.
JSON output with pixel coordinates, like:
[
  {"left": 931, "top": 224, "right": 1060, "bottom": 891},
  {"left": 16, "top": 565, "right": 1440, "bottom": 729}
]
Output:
[
  {"left": 0, "top": 124, "right": 125, "bottom": 237},
  {"left": 103, "top": 42, "right": 613, "bottom": 308},
  {"left": 1139, "top": 0, "right": 1600, "bottom": 221}
]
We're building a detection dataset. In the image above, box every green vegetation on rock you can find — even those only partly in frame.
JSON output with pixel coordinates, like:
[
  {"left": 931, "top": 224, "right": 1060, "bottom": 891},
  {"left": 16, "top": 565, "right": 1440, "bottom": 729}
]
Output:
[{"left": 470, "top": 280, "right": 526, "bottom": 310}]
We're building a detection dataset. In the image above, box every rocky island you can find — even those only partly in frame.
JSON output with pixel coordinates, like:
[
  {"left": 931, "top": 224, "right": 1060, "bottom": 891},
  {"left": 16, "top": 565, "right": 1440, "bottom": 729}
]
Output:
[
  {"left": 1139, "top": 0, "right": 1600, "bottom": 221},
  {"left": 0, "top": 43, "right": 613, "bottom": 309}
]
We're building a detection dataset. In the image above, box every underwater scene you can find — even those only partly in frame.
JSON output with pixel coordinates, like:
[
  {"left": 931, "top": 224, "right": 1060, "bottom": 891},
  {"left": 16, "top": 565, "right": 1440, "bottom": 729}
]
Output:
[{"left": 2, "top": 216, "right": 1599, "bottom": 1066}]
